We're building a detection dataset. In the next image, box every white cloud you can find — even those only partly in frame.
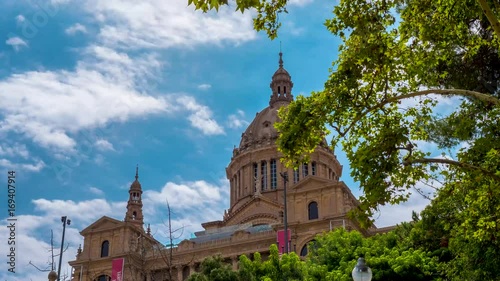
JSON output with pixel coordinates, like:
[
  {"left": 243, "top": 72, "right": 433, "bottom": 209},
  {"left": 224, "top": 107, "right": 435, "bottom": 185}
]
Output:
[
  {"left": 374, "top": 181, "right": 436, "bottom": 227},
  {"left": 177, "top": 96, "right": 225, "bottom": 135},
  {"left": 0, "top": 158, "right": 45, "bottom": 172},
  {"left": 145, "top": 180, "right": 224, "bottom": 210},
  {"left": 0, "top": 47, "right": 168, "bottom": 151},
  {"left": 197, "top": 83, "right": 212, "bottom": 90},
  {"left": 89, "top": 186, "right": 104, "bottom": 196},
  {"left": 0, "top": 142, "right": 30, "bottom": 159},
  {"left": 5, "top": 37, "right": 28, "bottom": 51},
  {"left": 95, "top": 139, "right": 114, "bottom": 151},
  {"left": 227, "top": 109, "right": 249, "bottom": 129},
  {"left": 32, "top": 198, "right": 119, "bottom": 224},
  {"left": 65, "top": 23, "right": 88, "bottom": 35},
  {"left": 15, "top": 14, "right": 25, "bottom": 24},
  {"left": 288, "top": 0, "right": 314, "bottom": 7},
  {"left": 81, "top": 0, "right": 256, "bottom": 49}
]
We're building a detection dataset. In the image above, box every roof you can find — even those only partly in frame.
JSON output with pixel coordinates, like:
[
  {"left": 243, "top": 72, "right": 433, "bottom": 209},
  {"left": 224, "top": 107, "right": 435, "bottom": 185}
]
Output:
[{"left": 189, "top": 224, "right": 274, "bottom": 244}]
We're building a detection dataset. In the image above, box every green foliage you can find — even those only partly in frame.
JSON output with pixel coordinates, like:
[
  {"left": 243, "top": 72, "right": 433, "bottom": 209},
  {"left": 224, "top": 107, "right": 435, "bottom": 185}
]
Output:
[
  {"left": 192, "top": 228, "right": 442, "bottom": 281},
  {"left": 305, "top": 228, "right": 440, "bottom": 281},
  {"left": 276, "top": 0, "right": 500, "bottom": 227},
  {"left": 187, "top": 255, "right": 239, "bottom": 281},
  {"left": 191, "top": 0, "right": 500, "bottom": 278}
]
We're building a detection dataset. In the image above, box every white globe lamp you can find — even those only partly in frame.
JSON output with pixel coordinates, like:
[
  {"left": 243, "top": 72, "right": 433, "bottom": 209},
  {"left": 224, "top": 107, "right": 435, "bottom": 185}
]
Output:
[{"left": 352, "top": 257, "right": 372, "bottom": 281}]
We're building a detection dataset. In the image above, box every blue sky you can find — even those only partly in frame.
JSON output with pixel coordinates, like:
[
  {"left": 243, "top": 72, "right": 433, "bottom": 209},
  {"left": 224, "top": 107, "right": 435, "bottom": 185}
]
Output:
[{"left": 0, "top": 0, "right": 435, "bottom": 280}]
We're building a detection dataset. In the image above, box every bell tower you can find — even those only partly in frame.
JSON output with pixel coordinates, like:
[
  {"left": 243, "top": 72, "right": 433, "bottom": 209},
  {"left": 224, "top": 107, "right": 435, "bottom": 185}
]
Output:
[
  {"left": 269, "top": 52, "right": 294, "bottom": 108},
  {"left": 125, "top": 165, "right": 144, "bottom": 229}
]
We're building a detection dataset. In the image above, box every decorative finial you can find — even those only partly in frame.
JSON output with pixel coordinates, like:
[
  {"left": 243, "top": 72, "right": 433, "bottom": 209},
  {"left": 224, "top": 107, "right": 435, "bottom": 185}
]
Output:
[
  {"left": 135, "top": 164, "right": 139, "bottom": 180},
  {"left": 147, "top": 224, "right": 151, "bottom": 235},
  {"left": 279, "top": 51, "right": 283, "bottom": 68}
]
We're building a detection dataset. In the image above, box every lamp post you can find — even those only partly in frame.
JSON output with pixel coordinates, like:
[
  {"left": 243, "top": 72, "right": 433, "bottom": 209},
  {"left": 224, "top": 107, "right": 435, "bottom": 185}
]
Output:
[
  {"left": 352, "top": 257, "right": 372, "bottom": 281},
  {"left": 280, "top": 172, "right": 289, "bottom": 254},
  {"left": 57, "top": 216, "right": 71, "bottom": 281}
]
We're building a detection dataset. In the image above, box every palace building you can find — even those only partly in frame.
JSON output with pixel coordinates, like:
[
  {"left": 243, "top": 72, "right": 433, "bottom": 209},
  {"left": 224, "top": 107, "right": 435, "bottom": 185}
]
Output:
[{"left": 68, "top": 53, "right": 390, "bottom": 281}]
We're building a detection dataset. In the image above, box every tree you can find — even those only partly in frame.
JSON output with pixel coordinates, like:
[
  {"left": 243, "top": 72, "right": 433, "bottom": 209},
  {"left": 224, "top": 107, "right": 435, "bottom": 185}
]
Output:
[
  {"left": 187, "top": 0, "right": 499, "bottom": 224},
  {"left": 189, "top": 0, "right": 500, "bottom": 278},
  {"left": 187, "top": 255, "right": 239, "bottom": 281},
  {"left": 275, "top": 0, "right": 499, "bottom": 226},
  {"left": 304, "top": 228, "right": 439, "bottom": 281}
]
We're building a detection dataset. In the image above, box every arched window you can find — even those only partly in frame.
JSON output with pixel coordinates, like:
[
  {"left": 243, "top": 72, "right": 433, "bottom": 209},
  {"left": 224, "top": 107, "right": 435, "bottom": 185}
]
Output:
[
  {"left": 132, "top": 211, "right": 137, "bottom": 220},
  {"left": 278, "top": 86, "right": 281, "bottom": 94},
  {"left": 100, "top": 240, "right": 109, "bottom": 257},
  {"left": 311, "top": 162, "right": 317, "bottom": 176},
  {"left": 94, "top": 275, "right": 111, "bottom": 281},
  {"left": 308, "top": 201, "right": 318, "bottom": 220},
  {"left": 300, "top": 240, "right": 316, "bottom": 257},
  {"left": 284, "top": 86, "right": 287, "bottom": 93}
]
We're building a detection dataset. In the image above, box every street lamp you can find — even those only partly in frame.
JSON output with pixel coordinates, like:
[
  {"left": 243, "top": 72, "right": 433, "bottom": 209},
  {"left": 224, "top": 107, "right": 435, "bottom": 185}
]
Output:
[
  {"left": 352, "top": 257, "right": 372, "bottom": 281},
  {"left": 57, "top": 216, "right": 71, "bottom": 281},
  {"left": 280, "top": 172, "right": 289, "bottom": 254}
]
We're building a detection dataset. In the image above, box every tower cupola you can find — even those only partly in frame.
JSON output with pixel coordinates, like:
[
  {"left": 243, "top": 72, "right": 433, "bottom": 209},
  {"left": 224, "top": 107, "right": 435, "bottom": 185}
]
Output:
[
  {"left": 269, "top": 52, "right": 294, "bottom": 108},
  {"left": 125, "top": 165, "right": 144, "bottom": 229}
]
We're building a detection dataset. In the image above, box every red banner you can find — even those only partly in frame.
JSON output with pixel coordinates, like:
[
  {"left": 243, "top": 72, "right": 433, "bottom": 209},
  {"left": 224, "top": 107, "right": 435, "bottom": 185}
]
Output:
[
  {"left": 111, "top": 258, "right": 124, "bottom": 281},
  {"left": 276, "top": 229, "right": 291, "bottom": 254}
]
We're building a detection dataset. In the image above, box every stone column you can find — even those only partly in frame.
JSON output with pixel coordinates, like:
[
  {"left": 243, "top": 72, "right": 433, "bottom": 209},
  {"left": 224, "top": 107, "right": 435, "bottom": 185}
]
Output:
[
  {"left": 231, "top": 256, "right": 239, "bottom": 270},
  {"left": 177, "top": 265, "right": 183, "bottom": 281},
  {"left": 189, "top": 264, "right": 196, "bottom": 277}
]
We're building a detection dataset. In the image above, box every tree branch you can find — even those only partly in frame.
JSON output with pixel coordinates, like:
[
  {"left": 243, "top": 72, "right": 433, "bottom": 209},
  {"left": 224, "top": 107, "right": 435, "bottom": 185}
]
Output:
[
  {"left": 403, "top": 157, "right": 500, "bottom": 181},
  {"left": 387, "top": 89, "right": 500, "bottom": 106},
  {"left": 338, "top": 88, "right": 499, "bottom": 138},
  {"left": 476, "top": 0, "right": 500, "bottom": 39}
]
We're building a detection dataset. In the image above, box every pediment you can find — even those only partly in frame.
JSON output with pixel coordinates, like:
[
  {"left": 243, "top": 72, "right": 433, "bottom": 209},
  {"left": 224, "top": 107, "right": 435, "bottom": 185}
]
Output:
[
  {"left": 290, "top": 176, "right": 335, "bottom": 193},
  {"left": 224, "top": 196, "right": 282, "bottom": 226},
  {"left": 80, "top": 216, "right": 124, "bottom": 235}
]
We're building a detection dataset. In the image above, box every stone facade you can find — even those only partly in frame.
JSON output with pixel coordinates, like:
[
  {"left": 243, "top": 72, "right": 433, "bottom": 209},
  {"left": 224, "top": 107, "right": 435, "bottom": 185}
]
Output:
[{"left": 68, "top": 53, "right": 388, "bottom": 281}]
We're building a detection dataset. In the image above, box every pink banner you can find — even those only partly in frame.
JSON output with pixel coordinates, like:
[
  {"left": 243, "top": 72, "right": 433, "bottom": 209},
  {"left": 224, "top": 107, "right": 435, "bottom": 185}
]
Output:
[
  {"left": 276, "top": 230, "right": 291, "bottom": 254},
  {"left": 111, "top": 258, "right": 124, "bottom": 281}
]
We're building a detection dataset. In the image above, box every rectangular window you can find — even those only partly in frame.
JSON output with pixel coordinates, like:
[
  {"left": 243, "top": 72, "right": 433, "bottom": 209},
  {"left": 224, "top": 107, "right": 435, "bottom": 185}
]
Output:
[
  {"left": 270, "top": 159, "right": 277, "bottom": 189},
  {"left": 311, "top": 162, "right": 316, "bottom": 176},
  {"left": 261, "top": 161, "right": 268, "bottom": 191},
  {"left": 302, "top": 163, "right": 309, "bottom": 178},
  {"left": 253, "top": 163, "right": 258, "bottom": 192},
  {"left": 293, "top": 168, "right": 299, "bottom": 184}
]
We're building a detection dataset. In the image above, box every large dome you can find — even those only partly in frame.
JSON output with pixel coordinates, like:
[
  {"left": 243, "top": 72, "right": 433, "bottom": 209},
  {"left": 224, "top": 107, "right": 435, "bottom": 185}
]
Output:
[{"left": 239, "top": 106, "right": 280, "bottom": 151}]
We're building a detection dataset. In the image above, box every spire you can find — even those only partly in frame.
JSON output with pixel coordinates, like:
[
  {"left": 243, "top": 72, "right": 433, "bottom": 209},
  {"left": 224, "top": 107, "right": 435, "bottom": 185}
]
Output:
[
  {"left": 125, "top": 165, "right": 144, "bottom": 230},
  {"left": 269, "top": 51, "right": 294, "bottom": 107}
]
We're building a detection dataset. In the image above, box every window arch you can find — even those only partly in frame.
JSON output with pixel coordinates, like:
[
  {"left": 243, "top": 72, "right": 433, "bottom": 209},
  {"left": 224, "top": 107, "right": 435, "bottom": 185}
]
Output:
[
  {"left": 100, "top": 240, "right": 109, "bottom": 257},
  {"left": 308, "top": 201, "right": 318, "bottom": 220},
  {"left": 300, "top": 240, "right": 317, "bottom": 257},
  {"left": 94, "top": 275, "right": 111, "bottom": 281}
]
